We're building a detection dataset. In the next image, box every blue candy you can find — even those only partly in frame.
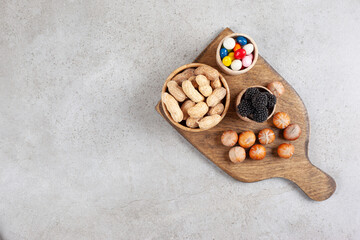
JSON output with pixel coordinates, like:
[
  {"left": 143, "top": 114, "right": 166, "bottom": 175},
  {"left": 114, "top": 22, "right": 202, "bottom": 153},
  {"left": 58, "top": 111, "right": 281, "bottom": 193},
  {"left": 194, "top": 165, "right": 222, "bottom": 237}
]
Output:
[
  {"left": 236, "top": 36, "right": 248, "bottom": 46},
  {"left": 220, "top": 48, "right": 228, "bottom": 59}
]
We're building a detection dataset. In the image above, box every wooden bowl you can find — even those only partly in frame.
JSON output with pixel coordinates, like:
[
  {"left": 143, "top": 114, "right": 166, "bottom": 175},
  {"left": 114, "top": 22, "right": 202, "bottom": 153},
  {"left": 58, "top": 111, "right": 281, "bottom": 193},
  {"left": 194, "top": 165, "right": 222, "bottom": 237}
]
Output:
[
  {"left": 235, "top": 86, "right": 276, "bottom": 123},
  {"left": 161, "top": 63, "right": 230, "bottom": 132},
  {"left": 216, "top": 33, "right": 259, "bottom": 75}
]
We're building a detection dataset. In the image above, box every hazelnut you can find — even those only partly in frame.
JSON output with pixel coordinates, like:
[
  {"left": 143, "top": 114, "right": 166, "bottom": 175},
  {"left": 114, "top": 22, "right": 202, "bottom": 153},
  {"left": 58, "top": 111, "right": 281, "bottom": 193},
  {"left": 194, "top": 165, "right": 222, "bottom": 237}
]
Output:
[
  {"left": 267, "top": 81, "right": 285, "bottom": 97},
  {"left": 273, "top": 112, "right": 290, "bottom": 129},
  {"left": 249, "top": 144, "right": 266, "bottom": 160},
  {"left": 277, "top": 143, "right": 295, "bottom": 158},
  {"left": 229, "top": 146, "right": 246, "bottom": 163},
  {"left": 258, "top": 128, "right": 275, "bottom": 145},
  {"left": 283, "top": 124, "right": 301, "bottom": 140},
  {"left": 238, "top": 131, "right": 256, "bottom": 148},
  {"left": 221, "top": 130, "right": 238, "bottom": 147}
]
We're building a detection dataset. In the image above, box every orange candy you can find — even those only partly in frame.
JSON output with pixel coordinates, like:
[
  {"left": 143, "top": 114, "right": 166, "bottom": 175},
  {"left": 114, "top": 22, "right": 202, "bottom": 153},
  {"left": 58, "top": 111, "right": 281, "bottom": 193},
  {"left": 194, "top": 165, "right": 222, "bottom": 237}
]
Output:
[
  {"left": 249, "top": 144, "right": 266, "bottom": 160},
  {"left": 273, "top": 112, "right": 291, "bottom": 129},
  {"left": 234, "top": 43, "right": 241, "bottom": 52},
  {"left": 238, "top": 131, "right": 256, "bottom": 148},
  {"left": 258, "top": 128, "right": 275, "bottom": 144},
  {"left": 277, "top": 143, "right": 295, "bottom": 158}
]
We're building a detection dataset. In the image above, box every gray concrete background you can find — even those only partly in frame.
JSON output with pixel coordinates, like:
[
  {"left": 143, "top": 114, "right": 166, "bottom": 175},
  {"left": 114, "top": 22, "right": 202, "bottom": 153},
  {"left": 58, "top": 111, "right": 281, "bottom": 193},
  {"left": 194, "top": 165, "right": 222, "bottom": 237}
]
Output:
[{"left": 1, "top": 0, "right": 359, "bottom": 239}]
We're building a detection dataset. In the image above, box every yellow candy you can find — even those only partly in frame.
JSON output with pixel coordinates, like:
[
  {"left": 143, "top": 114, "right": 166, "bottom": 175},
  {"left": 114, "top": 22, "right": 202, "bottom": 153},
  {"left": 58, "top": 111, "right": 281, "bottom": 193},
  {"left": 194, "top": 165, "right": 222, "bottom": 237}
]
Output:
[
  {"left": 222, "top": 56, "right": 232, "bottom": 67},
  {"left": 228, "top": 52, "right": 235, "bottom": 61}
]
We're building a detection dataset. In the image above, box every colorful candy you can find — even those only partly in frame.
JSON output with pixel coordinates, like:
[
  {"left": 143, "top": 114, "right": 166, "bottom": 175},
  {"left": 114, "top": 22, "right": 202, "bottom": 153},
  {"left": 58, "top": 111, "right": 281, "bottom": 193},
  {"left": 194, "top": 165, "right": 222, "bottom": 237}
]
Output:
[
  {"left": 242, "top": 55, "right": 252, "bottom": 68},
  {"left": 222, "top": 56, "right": 232, "bottom": 67},
  {"left": 234, "top": 49, "right": 246, "bottom": 59},
  {"left": 231, "top": 60, "right": 242, "bottom": 71},
  {"left": 243, "top": 44, "right": 254, "bottom": 55},
  {"left": 234, "top": 43, "right": 241, "bottom": 52},
  {"left": 228, "top": 52, "right": 235, "bottom": 61},
  {"left": 223, "top": 37, "right": 236, "bottom": 50},
  {"left": 220, "top": 48, "right": 228, "bottom": 59},
  {"left": 219, "top": 35, "right": 255, "bottom": 71},
  {"left": 236, "top": 36, "right": 247, "bottom": 46}
]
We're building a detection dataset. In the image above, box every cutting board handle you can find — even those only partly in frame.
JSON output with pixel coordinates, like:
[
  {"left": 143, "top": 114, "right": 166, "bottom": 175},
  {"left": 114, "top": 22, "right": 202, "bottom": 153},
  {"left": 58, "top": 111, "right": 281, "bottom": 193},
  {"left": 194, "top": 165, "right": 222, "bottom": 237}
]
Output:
[{"left": 283, "top": 161, "right": 336, "bottom": 201}]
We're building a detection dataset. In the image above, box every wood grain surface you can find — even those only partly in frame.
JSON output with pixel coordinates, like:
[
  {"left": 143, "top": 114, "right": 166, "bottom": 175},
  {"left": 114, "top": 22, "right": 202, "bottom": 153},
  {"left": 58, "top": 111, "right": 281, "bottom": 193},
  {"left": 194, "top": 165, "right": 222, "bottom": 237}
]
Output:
[{"left": 156, "top": 28, "right": 336, "bottom": 201}]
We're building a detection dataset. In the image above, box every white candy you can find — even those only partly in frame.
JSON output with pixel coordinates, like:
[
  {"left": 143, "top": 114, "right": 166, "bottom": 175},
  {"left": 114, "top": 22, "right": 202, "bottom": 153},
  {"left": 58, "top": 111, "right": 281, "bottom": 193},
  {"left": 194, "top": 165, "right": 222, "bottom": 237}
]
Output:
[
  {"left": 243, "top": 43, "right": 254, "bottom": 55},
  {"left": 231, "top": 59, "right": 242, "bottom": 71},
  {"left": 223, "top": 38, "right": 236, "bottom": 50}
]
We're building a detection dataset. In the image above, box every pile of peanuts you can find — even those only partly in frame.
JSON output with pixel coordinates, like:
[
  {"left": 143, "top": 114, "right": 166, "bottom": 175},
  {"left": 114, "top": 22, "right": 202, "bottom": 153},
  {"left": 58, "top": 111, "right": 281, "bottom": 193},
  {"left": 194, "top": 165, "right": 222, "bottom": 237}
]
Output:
[{"left": 162, "top": 65, "right": 227, "bottom": 130}]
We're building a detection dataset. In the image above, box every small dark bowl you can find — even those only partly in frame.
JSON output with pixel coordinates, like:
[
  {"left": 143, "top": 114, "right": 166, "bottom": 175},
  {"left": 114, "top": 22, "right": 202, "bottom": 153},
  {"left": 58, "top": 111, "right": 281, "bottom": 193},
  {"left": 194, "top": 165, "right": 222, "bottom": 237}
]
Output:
[{"left": 235, "top": 86, "right": 276, "bottom": 123}]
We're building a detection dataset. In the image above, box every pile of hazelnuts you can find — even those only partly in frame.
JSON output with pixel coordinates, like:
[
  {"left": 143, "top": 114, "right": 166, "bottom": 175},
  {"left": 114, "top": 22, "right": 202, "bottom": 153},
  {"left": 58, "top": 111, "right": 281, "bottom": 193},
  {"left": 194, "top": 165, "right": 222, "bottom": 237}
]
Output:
[{"left": 221, "top": 115, "right": 301, "bottom": 163}]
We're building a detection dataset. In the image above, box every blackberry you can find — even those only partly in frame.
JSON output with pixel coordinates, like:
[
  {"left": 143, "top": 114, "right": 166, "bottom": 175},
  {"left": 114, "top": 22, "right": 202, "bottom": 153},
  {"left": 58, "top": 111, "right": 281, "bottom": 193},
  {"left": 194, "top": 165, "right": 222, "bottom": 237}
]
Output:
[
  {"left": 244, "top": 88, "right": 260, "bottom": 100},
  {"left": 251, "top": 92, "right": 268, "bottom": 109},
  {"left": 252, "top": 106, "right": 269, "bottom": 123},
  {"left": 237, "top": 100, "right": 254, "bottom": 117},
  {"left": 265, "top": 92, "right": 277, "bottom": 108}
]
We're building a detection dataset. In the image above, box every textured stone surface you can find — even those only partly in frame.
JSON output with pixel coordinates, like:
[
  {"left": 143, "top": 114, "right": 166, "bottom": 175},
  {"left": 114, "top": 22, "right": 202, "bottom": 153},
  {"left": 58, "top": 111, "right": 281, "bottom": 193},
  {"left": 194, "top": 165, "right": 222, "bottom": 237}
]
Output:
[{"left": 0, "top": 0, "right": 359, "bottom": 239}]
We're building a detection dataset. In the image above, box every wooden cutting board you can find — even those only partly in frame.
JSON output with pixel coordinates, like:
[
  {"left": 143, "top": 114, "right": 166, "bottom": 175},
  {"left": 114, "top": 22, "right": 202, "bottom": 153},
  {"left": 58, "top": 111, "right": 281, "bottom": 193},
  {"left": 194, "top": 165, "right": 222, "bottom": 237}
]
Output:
[{"left": 155, "top": 28, "right": 336, "bottom": 201}]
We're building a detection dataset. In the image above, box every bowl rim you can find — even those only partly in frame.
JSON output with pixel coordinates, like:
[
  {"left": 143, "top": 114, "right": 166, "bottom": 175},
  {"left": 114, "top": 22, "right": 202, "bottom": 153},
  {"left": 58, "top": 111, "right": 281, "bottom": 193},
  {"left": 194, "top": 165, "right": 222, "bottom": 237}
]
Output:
[
  {"left": 235, "top": 86, "right": 276, "bottom": 123},
  {"left": 161, "top": 63, "right": 230, "bottom": 132},
  {"left": 216, "top": 33, "right": 259, "bottom": 75}
]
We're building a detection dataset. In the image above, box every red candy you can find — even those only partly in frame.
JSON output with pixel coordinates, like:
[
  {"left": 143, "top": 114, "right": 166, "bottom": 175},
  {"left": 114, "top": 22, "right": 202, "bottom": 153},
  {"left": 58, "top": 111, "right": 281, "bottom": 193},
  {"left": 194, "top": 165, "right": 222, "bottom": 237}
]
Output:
[{"left": 234, "top": 49, "right": 246, "bottom": 60}]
